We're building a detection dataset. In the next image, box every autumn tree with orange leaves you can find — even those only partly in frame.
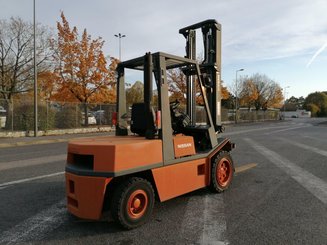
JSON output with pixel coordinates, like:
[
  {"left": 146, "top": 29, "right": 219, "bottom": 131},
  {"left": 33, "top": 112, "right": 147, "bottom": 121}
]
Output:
[
  {"left": 51, "top": 13, "right": 117, "bottom": 125},
  {"left": 167, "top": 68, "right": 229, "bottom": 105},
  {"left": 37, "top": 71, "right": 59, "bottom": 101},
  {"left": 221, "top": 81, "right": 230, "bottom": 100},
  {"left": 167, "top": 69, "right": 187, "bottom": 103},
  {"left": 239, "top": 73, "right": 283, "bottom": 110}
]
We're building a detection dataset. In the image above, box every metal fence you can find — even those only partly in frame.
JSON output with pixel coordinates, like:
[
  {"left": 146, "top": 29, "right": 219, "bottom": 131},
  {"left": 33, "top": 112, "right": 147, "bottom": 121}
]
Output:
[
  {"left": 196, "top": 107, "right": 280, "bottom": 123},
  {"left": 222, "top": 108, "right": 281, "bottom": 122},
  {"left": 0, "top": 98, "right": 281, "bottom": 133},
  {"left": 0, "top": 98, "right": 116, "bottom": 132}
]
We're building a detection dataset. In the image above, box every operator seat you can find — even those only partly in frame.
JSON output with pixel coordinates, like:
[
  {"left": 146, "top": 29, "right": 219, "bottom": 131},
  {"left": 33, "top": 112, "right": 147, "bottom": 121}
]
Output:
[{"left": 130, "top": 103, "right": 156, "bottom": 138}]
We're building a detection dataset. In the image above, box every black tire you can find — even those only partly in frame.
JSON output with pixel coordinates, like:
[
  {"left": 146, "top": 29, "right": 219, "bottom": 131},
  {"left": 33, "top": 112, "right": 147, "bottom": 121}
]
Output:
[
  {"left": 209, "top": 151, "right": 234, "bottom": 193},
  {"left": 111, "top": 177, "right": 155, "bottom": 229}
]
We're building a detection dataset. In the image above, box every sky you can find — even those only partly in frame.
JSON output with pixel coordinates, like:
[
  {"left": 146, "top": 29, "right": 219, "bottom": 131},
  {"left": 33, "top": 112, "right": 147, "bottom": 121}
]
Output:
[{"left": 1, "top": 0, "right": 327, "bottom": 98}]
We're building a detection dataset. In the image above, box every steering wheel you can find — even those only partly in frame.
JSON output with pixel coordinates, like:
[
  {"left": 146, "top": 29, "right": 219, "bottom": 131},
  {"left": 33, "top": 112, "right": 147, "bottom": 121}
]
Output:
[{"left": 169, "top": 99, "right": 180, "bottom": 110}]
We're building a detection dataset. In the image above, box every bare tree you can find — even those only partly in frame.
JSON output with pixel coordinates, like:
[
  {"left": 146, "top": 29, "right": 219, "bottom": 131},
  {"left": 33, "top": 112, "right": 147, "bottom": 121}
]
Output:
[{"left": 0, "top": 17, "right": 53, "bottom": 129}]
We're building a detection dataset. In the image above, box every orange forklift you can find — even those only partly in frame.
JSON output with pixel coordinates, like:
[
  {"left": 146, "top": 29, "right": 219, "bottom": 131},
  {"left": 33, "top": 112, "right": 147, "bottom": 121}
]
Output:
[{"left": 65, "top": 19, "right": 235, "bottom": 229}]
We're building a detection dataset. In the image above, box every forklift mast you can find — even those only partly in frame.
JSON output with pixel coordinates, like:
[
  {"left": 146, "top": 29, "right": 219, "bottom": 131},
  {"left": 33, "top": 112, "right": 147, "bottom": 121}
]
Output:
[{"left": 179, "top": 19, "right": 222, "bottom": 131}]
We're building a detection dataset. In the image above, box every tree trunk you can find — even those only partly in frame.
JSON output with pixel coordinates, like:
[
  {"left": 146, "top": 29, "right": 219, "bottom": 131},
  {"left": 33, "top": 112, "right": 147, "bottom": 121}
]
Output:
[
  {"left": 83, "top": 103, "right": 88, "bottom": 126},
  {"left": 4, "top": 99, "right": 13, "bottom": 130}
]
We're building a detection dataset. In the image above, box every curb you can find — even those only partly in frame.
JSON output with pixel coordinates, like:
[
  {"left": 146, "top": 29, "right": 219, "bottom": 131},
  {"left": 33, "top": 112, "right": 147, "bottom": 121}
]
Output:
[
  {"left": 0, "top": 126, "right": 114, "bottom": 138},
  {"left": 0, "top": 138, "right": 69, "bottom": 149},
  {"left": 0, "top": 127, "right": 115, "bottom": 149}
]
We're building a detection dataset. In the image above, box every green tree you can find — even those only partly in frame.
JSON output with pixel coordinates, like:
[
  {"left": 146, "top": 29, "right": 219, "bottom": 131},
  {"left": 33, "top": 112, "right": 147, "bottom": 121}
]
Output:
[
  {"left": 285, "top": 96, "right": 305, "bottom": 110},
  {"left": 304, "top": 92, "right": 327, "bottom": 117},
  {"left": 305, "top": 103, "right": 320, "bottom": 117}
]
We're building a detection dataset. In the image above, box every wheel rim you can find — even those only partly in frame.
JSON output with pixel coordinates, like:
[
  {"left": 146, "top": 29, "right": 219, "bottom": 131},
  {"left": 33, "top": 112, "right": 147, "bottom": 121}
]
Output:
[
  {"left": 216, "top": 158, "right": 232, "bottom": 187},
  {"left": 127, "top": 190, "right": 148, "bottom": 219}
]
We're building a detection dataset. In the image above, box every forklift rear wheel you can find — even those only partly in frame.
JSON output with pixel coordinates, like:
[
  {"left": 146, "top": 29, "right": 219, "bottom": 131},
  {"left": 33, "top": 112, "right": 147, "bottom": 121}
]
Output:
[
  {"left": 111, "top": 177, "right": 155, "bottom": 229},
  {"left": 210, "top": 151, "right": 234, "bottom": 193}
]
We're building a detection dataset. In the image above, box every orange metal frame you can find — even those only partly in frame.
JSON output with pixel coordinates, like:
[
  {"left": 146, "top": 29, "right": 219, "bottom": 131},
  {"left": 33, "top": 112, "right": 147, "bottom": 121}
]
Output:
[
  {"left": 152, "top": 158, "right": 209, "bottom": 201},
  {"left": 66, "top": 172, "right": 112, "bottom": 220},
  {"left": 65, "top": 136, "right": 233, "bottom": 220}
]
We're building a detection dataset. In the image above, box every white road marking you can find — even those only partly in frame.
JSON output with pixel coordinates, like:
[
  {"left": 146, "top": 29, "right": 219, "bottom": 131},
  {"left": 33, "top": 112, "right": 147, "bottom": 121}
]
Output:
[
  {"left": 199, "top": 194, "right": 229, "bottom": 245},
  {"left": 181, "top": 193, "right": 229, "bottom": 244},
  {"left": 279, "top": 138, "right": 327, "bottom": 157},
  {"left": 180, "top": 195, "right": 206, "bottom": 242},
  {"left": 0, "top": 172, "right": 65, "bottom": 188},
  {"left": 235, "top": 163, "right": 257, "bottom": 174},
  {"left": 223, "top": 125, "right": 289, "bottom": 136},
  {"left": 180, "top": 164, "right": 256, "bottom": 244},
  {"left": 0, "top": 154, "right": 66, "bottom": 171},
  {"left": 302, "top": 135, "right": 327, "bottom": 143},
  {"left": 264, "top": 125, "right": 310, "bottom": 135},
  {"left": 0, "top": 199, "right": 67, "bottom": 244},
  {"left": 245, "top": 138, "right": 327, "bottom": 205}
]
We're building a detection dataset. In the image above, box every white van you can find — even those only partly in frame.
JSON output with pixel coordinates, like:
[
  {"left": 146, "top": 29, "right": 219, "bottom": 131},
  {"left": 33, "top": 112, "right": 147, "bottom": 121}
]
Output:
[{"left": 0, "top": 106, "right": 6, "bottom": 128}]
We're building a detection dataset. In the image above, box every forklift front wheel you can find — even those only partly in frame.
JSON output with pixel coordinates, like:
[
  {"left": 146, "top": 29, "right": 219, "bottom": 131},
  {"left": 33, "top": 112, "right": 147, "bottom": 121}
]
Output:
[
  {"left": 111, "top": 177, "right": 155, "bottom": 229},
  {"left": 210, "top": 151, "right": 234, "bottom": 193}
]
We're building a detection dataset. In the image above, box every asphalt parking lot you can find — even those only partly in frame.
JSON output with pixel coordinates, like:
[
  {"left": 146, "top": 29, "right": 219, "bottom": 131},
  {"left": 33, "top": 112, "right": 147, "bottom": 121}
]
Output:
[{"left": 0, "top": 118, "right": 326, "bottom": 244}]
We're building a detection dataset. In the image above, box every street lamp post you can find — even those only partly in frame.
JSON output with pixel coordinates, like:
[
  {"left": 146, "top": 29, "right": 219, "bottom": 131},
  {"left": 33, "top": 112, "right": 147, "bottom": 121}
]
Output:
[
  {"left": 33, "top": 0, "right": 38, "bottom": 137},
  {"left": 235, "top": 68, "right": 244, "bottom": 123},
  {"left": 114, "top": 33, "right": 126, "bottom": 61},
  {"left": 283, "top": 86, "right": 290, "bottom": 120}
]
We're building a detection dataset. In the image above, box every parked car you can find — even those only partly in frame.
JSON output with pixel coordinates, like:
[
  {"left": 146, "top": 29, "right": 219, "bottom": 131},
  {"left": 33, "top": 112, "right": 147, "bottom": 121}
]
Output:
[
  {"left": 81, "top": 112, "right": 97, "bottom": 125},
  {"left": 94, "top": 110, "right": 107, "bottom": 125},
  {"left": 0, "top": 106, "right": 6, "bottom": 128}
]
